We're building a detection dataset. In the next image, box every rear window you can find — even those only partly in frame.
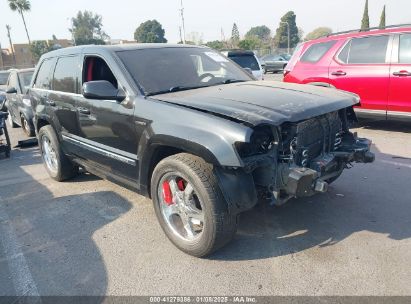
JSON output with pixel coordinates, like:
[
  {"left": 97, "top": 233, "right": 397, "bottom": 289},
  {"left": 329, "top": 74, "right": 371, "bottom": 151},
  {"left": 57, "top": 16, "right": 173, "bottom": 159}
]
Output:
[
  {"left": 399, "top": 34, "right": 411, "bottom": 64},
  {"left": 300, "top": 41, "right": 336, "bottom": 63},
  {"left": 229, "top": 55, "right": 260, "bottom": 71},
  {"left": 339, "top": 35, "right": 389, "bottom": 64}
]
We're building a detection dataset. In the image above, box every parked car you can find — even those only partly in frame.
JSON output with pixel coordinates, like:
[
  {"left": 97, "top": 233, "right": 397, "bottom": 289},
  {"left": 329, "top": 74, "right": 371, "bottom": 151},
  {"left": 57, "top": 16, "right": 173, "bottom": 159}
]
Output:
[
  {"left": 5, "top": 68, "right": 35, "bottom": 136},
  {"left": 221, "top": 50, "right": 264, "bottom": 80},
  {"left": 29, "top": 44, "right": 374, "bottom": 257},
  {"left": 260, "top": 54, "right": 290, "bottom": 73},
  {"left": 0, "top": 70, "right": 10, "bottom": 111},
  {"left": 284, "top": 24, "right": 411, "bottom": 120}
]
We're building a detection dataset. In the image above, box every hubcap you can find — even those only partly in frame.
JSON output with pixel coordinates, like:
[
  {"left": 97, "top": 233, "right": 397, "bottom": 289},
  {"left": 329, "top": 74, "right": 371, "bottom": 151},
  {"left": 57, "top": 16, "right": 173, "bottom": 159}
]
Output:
[
  {"left": 41, "top": 135, "right": 58, "bottom": 174},
  {"left": 158, "top": 174, "right": 204, "bottom": 242}
]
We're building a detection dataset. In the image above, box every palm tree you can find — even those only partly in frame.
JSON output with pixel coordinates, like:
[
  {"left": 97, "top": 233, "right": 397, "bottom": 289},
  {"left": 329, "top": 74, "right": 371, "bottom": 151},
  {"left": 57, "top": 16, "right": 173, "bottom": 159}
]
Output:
[{"left": 8, "top": 0, "right": 31, "bottom": 44}]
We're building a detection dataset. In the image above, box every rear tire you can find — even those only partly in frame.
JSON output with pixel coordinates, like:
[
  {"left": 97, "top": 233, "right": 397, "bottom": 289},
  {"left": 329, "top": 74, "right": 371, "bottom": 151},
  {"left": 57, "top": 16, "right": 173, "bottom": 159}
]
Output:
[
  {"left": 151, "top": 153, "right": 237, "bottom": 257},
  {"left": 38, "top": 125, "right": 78, "bottom": 181}
]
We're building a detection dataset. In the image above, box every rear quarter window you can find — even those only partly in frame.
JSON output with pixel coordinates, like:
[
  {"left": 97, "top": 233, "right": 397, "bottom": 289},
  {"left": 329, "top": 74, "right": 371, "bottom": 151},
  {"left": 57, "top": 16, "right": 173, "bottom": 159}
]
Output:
[
  {"left": 300, "top": 41, "right": 336, "bottom": 63},
  {"left": 34, "top": 59, "right": 55, "bottom": 90},
  {"left": 338, "top": 35, "right": 389, "bottom": 64}
]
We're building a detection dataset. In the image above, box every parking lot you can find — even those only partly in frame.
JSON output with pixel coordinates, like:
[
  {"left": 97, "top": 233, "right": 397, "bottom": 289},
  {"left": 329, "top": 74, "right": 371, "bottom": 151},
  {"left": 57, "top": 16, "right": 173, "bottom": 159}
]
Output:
[{"left": 0, "top": 111, "right": 410, "bottom": 296}]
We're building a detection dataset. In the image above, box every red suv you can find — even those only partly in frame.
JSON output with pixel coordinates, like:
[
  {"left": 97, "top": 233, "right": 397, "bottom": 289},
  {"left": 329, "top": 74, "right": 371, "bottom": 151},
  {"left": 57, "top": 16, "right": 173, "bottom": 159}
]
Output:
[{"left": 284, "top": 25, "right": 411, "bottom": 119}]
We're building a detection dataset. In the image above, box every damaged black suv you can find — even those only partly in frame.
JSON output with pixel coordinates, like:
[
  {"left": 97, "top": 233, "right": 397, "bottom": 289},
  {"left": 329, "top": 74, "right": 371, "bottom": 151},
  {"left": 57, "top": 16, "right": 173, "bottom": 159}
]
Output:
[{"left": 29, "top": 44, "right": 374, "bottom": 257}]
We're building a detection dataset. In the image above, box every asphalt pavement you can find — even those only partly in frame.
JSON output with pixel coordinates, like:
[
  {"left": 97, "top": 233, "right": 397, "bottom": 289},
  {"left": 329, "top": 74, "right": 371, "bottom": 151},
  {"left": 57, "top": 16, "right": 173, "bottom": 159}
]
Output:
[{"left": 0, "top": 112, "right": 411, "bottom": 296}]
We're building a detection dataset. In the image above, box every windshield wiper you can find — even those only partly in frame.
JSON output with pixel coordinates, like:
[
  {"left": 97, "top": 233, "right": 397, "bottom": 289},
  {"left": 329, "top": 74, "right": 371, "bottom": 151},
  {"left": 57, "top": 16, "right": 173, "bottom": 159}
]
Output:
[{"left": 146, "top": 85, "right": 208, "bottom": 96}]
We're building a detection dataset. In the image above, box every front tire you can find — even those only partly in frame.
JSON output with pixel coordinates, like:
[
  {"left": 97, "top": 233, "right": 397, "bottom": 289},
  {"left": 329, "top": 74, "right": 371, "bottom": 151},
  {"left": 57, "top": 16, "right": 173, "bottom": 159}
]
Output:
[
  {"left": 38, "top": 125, "right": 78, "bottom": 181},
  {"left": 21, "top": 115, "right": 35, "bottom": 137},
  {"left": 151, "top": 153, "right": 237, "bottom": 257}
]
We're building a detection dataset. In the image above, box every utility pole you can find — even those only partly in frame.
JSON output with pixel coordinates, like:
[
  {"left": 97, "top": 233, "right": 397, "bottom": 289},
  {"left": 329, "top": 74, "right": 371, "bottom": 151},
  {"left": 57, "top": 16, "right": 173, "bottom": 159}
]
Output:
[
  {"left": 280, "top": 21, "right": 290, "bottom": 54},
  {"left": 6, "top": 25, "right": 17, "bottom": 66},
  {"left": 179, "top": 0, "right": 186, "bottom": 44}
]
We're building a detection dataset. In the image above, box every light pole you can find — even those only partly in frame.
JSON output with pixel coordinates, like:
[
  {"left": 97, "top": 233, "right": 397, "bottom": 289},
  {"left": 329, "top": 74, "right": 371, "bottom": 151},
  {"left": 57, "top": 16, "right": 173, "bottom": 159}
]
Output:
[
  {"left": 280, "top": 21, "right": 290, "bottom": 54},
  {"left": 179, "top": 0, "right": 186, "bottom": 44}
]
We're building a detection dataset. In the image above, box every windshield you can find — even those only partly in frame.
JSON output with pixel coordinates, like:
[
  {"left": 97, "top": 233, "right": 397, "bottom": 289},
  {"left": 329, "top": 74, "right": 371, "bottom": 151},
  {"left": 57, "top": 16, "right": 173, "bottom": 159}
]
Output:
[
  {"left": 116, "top": 47, "right": 252, "bottom": 96},
  {"left": 19, "top": 71, "right": 34, "bottom": 90},
  {"left": 0, "top": 72, "right": 10, "bottom": 85},
  {"left": 229, "top": 55, "right": 260, "bottom": 71}
]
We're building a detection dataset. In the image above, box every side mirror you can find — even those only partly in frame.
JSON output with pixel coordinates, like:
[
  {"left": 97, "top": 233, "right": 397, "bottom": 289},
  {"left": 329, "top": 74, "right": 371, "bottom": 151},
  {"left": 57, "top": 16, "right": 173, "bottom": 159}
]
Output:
[
  {"left": 6, "top": 87, "right": 17, "bottom": 94},
  {"left": 243, "top": 67, "right": 253, "bottom": 76},
  {"left": 82, "top": 80, "right": 125, "bottom": 102}
]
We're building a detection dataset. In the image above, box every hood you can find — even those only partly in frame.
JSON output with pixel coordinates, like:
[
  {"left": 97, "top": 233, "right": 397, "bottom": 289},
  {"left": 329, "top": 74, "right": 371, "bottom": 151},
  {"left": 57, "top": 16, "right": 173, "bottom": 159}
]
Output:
[{"left": 150, "top": 81, "right": 359, "bottom": 126}]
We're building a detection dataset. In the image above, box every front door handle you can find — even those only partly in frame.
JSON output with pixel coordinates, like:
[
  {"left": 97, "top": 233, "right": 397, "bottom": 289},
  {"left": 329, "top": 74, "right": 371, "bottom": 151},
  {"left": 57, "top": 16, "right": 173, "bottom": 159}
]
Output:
[
  {"left": 77, "top": 107, "right": 90, "bottom": 115},
  {"left": 393, "top": 70, "right": 411, "bottom": 77},
  {"left": 331, "top": 71, "right": 347, "bottom": 76}
]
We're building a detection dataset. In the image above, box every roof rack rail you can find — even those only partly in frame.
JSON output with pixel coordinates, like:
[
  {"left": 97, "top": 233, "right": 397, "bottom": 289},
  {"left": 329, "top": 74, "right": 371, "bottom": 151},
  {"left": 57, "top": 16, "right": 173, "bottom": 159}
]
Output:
[{"left": 327, "top": 24, "right": 411, "bottom": 37}]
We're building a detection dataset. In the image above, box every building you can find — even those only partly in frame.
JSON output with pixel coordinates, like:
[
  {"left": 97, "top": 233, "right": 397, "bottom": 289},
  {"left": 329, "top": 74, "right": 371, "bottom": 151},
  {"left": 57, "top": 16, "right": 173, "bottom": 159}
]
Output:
[{"left": 0, "top": 39, "right": 74, "bottom": 70}]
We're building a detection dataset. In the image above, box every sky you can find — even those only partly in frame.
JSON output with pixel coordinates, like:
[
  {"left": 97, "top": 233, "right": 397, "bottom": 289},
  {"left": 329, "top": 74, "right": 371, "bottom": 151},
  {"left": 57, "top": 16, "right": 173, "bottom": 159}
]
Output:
[{"left": 1, "top": 0, "right": 411, "bottom": 47}]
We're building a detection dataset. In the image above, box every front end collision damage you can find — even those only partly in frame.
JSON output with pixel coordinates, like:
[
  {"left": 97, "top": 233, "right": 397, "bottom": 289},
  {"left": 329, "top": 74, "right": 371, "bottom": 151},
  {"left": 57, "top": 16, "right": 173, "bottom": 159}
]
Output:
[{"left": 215, "top": 107, "right": 375, "bottom": 212}]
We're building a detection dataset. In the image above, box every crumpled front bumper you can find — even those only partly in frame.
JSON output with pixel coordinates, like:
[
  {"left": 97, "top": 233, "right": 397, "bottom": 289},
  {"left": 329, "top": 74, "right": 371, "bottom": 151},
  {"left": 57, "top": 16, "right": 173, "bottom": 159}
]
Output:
[{"left": 283, "top": 134, "right": 374, "bottom": 200}]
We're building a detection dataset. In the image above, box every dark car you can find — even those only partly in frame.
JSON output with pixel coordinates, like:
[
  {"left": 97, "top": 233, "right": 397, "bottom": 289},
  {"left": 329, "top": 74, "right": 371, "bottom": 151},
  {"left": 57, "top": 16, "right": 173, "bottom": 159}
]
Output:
[
  {"left": 29, "top": 44, "right": 374, "bottom": 257},
  {"left": 0, "top": 70, "right": 11, "bottom": 111},
  {"left": 222, "top": 50, "right": 264, "bottom": 80},
  {"left": 5, "top": 68, "right": 35, "bottom": 136},
  {"left": 260, "top": 54, "right": 289, "bottom": 73}
]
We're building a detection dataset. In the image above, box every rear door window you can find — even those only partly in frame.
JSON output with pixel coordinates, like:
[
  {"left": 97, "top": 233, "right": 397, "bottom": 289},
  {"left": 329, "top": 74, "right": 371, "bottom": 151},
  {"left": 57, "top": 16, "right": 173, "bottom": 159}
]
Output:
[
  {"left": 34, "top": 59, "right": 55, "bottom": 90},
  {"left": 399, "top": 33, "right": 411, "bottom": 64},
  {"left": 300, "top": 41, "right": 336, "bottom": 63},
  {"left": 341, "top": 35, "right": 389, "bottom": 64},
  {"left": 52, "top": 56, "right": 80, "bottom": 93}
]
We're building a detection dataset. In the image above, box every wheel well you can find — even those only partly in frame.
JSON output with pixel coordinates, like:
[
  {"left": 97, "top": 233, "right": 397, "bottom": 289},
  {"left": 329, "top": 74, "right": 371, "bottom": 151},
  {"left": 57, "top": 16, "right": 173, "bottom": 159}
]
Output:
[
  {"left": 36, "top": 118, "right": 50, "bottom": 132},
  {"left": 146, "top": 145, "right": 186, "bottom": 198}
]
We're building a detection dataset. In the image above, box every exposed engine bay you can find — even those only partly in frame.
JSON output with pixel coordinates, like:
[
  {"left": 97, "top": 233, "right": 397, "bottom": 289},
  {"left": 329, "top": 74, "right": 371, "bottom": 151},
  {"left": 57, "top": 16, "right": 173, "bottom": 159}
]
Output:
[{"left": 238, "top": 108, "right": 375, "bottom": 206}]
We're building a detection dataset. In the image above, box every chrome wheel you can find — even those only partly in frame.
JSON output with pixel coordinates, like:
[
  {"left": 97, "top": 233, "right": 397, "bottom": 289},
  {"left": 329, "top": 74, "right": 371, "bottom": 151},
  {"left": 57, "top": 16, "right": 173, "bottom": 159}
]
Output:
[
  {"left": 158, "top": 174, "right": 204, "bottom": 242},
  {"left": 41, "top": 135, "right": 58, "bottom": 174}
]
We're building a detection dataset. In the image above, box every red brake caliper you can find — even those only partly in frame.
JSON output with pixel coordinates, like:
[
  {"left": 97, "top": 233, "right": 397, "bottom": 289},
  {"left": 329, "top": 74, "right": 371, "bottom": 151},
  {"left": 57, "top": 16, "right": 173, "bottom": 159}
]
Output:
[{"left": 162, "top": 181, "right": 173, "bottom": 206}]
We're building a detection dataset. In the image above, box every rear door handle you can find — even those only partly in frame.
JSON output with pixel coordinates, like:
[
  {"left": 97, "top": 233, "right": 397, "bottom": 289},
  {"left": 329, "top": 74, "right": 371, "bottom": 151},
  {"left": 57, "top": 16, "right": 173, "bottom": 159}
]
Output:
[
  {"left": 331, "top": 71, "right": 347, "bottom": 76},
  {"left": 393, "top": 70, "right": 411, "bottom": 77},
  {"left": 77, "top": 107, "right": 90, "bottom": 115}
]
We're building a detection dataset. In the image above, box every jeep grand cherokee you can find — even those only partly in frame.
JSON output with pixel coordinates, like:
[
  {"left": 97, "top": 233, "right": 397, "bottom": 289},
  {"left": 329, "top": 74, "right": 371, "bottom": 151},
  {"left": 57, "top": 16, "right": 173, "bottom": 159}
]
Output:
[{"left": 29, "top": 44, "right": 374, "bottom": 257}]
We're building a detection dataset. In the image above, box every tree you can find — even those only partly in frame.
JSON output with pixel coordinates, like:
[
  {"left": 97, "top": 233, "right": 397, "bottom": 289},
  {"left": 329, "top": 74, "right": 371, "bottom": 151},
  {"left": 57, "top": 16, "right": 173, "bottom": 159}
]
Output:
[
  {"left": 71, "top": 11, "right": 108, "bottom": 45},
  {"left": 361, "top": 0, "right": 370, "bottom": 30},
  {"left": 30, "top": 41, "right": 50, "bottom": 61},
  {"left": 231, "top": 23, "right": 240, "bottom": 47},
  {"left": 273, "top": 11, "right": 300, "bottom": 49},
  {"left": 134, "top": 20, "right": 167, "bottom": 43},
  {"left": 238, "top": 37, "right": 260, "bottom": 50},
  {"left": 379, "top": 5, "right": 386, "bottom": 29},
  {"left": 245, "top": 25, "right": 271, "bottom": 42},
  {"left": 8, "top": 0, "right": 31, "bottom": 44},
  {"left": 205, "top": 40, "right": 225, "bottom": 50},
  {"left": 304, "top": 27, "right": 332, "bottom": 41}
]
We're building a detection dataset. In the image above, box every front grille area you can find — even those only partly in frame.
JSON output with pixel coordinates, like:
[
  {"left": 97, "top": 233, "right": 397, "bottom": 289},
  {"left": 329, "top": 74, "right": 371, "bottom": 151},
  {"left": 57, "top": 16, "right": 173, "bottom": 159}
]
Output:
[{"left": 280, "top": 111, "right": 343, "bottom": 166}]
